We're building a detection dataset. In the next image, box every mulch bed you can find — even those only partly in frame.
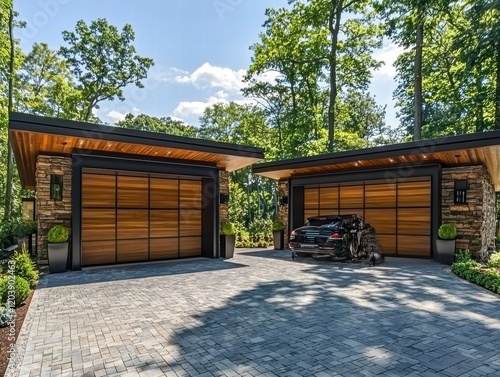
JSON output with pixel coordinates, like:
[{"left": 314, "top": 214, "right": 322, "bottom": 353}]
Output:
[{"left": 0, "top": 292, "right": 34, "bottom": 376}]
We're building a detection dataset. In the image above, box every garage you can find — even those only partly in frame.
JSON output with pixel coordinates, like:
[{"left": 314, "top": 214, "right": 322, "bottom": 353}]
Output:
[
  {"left": 302, "top": 178, "right": 431, "bottom": 256},
  {"left": 9, "top": 112, "right": 264, "bottom": 270},
  {"left": 81, "top": 169, "right": 204, "bottom": 266}
]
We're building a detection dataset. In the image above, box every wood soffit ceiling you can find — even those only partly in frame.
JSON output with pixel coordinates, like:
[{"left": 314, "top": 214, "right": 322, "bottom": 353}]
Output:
[
  {"left": 9, "top": 113, "right": 264, "bottom": 190},
  {"left": 253, "top": 133, "right": 500, "bottom": 191}
]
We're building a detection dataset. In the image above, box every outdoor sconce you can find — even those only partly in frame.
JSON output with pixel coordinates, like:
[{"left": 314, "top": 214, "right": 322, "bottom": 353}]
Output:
[
  {"left": 50, "top": 175, "right": 63, "bottom": 200},
  {"left": 219, "top": 193, "right": 229, "bottom": 205},
  {"left": 279, "top": 195, "right": 289, "bottom": 206},
  {"left": 454, "top": 179, "right": 467, "bottom": 204}
]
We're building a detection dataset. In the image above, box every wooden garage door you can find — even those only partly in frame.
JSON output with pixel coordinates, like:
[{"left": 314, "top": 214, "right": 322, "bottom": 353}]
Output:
[
  {"left": 303, "top": 178, "right": 431, "bottom": 257},
  {"left": 81, "top": 169, "right": 202, "bottom": 266}
]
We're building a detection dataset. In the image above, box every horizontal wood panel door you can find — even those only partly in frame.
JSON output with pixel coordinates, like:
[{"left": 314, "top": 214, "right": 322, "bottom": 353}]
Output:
[
  {"left": 320, "top": 186, "right": 338, "bottom": 209},
  {"left": 398, "top": 208, "right": 431, "bottom": 236},
  {"left": 180, "top": 237, "right": 202, "bottom": 257},
  {"left": 117, "top": 176, "right": 149, "bottom": 208},
  {"left": 180, "top": 180, "right": 202, "bottom": 209},
  {"left": 340, "top": 186, "right": 364, "bottom": 208},
  {"left": 150, "top": 210, "right": 178, "bottom": 238},
  {"left": 150, "top": 238, "right": 179, "bottom": 260},
  {"left": 365, "top": 184, "right": 396, "bottom": 208},
  {"left": 82, "top": 209, "right": 116, "bottom": 241},
  {"left": 301, "top": 177, "right": 432, "bottom": 258},
  {"left": 398, "top": 180, "right": 431, "bottom": 207},
  {"left": 304, "top": 188, "right": 319, "bottom": 209},
  {"left": 117, "top": 209, "right": 149, "bottom": 240},
  {"left": 82, "top": 173, "right": 116, "bottom": 207},
  {"left": 150, "top": 178, "right": 178, "bottom": 208},
  {"left": 82, "top": 240, "right": 116, "bottom": 266},
  {"left": 81, "top": 170, "right": 204, "bottom": 266}
]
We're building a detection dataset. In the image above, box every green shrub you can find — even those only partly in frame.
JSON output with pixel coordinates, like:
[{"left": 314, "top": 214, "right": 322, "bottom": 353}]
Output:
[
  {"left": 0, "top": 276, "right": 30, "bottom": 307},
  {"left": 47, "top": 225, "right": 69, "bottom": 243},
  {"left": 13, "top": 220, "right": 37, "bottom": 238},
  {"left": 438, "top": 224, "right": 457, "bottom": 240},
  {"left": 0, "top": 306, "right": 14, "bottom": 328},
  {"left": 221, "top": 221, "right": 236, "bottom": 236},
  {"left": 452, "top": 260, "right": 500, "bottom": 294},
  {"left": 455, "top": 249, "right": 472, "bottom": 263},
  {"left": 12, "top": 246, "right": 38, "bottom": 288},
  {"left": 248, "top": 218, "right": 272, "bottom": 237},
  {"left": 272, "top": 218, "right": 285, "bottom": 231},
  {"left": 0, "top": 219, "right": 19, "bottom": 249},
  {"left": 488, "top": 252, "right": 500, "bottom": 268}
]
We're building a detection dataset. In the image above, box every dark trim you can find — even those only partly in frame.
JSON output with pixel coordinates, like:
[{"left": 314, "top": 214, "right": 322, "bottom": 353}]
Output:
[
  {"left": 10, "top": 112, "right": 264, "bottom": 158},
  {"left": 253, "top": 130, "right": 500, "bottom": 176},
  {"left": 71, "top": 154, "right": 220, "bottom": 270},
  {"left": 71, "top": 162, "right": 82, "bottom": 270},
  {"left": 202, "top": 177, "right": 218, "bottom": 258},
  {"left": 291, "top": 186, "right": 304, "bottom": 233}
]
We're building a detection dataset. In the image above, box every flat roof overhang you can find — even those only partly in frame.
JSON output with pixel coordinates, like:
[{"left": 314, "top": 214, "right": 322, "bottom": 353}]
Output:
[
  {"left": 10, "top": 112, "right": 264, "bottom": 190},
  {"left": 253, "top": 131, "right": 500, "bottom": 190}
]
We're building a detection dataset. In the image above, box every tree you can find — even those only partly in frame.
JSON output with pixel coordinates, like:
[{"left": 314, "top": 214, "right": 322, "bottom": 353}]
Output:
[
  {"left": 59, "top": 19, "right": 154, "bottom": 121},
  {"left": 17, "top": 43, "right": 83, "bottom": 119},
  {"left": 116, "top": 113, "right": 198, "bottom": 137}
]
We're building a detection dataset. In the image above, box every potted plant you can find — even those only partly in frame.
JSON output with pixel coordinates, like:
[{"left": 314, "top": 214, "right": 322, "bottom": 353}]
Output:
[
  {"left": 220, "top": 221, "right": 236, "bottom": 258},
  {"left": 272, "top": 218, "right": 285, "bottom": 250},
  {"left": 47, "top": 225, "right": 69, "bottom": 273},
  {"left": 13, "top": 220, "right": 37, "bottom": 249},
  {"left": 437, "top": 223, "right": 457, "bottom": 265}
]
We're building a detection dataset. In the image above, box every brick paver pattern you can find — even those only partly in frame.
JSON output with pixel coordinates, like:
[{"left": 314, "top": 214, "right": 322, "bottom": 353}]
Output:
[{"left": 13, "top": 250, "right": 500, "bottom": 376}]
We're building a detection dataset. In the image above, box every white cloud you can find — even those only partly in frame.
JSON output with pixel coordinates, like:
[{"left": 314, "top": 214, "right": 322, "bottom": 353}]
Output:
[
  {"left": 104, "top": 107, "right": 140, "bottom": 123},
  {"left": 175, "top": 62, "right": 246, "bottom": 92},
  {"left": 372, "top": 41, "right": 405, "bottom": 78},
  {"left": 149, "top": 65, "right": 189, "bottom": 83},
  {"left": 173, "top": 91, "right": 230, "bottom": 120}
]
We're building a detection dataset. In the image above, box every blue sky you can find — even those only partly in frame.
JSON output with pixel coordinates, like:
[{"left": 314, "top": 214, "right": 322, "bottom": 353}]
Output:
[{"left": 15, "top": 0, "right": 401, "bottom": 128}]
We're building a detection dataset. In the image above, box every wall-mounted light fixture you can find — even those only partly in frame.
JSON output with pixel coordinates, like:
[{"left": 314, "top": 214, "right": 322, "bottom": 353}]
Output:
[
  {"left": 219, "top": 193, "right": 229, "bottom": 205},
  {"left": 50, "top": 175, "right": 63, "bottom": 200},
  {"left": 279, "top": 195, "right": 289, "bottom": 206},
  {"left": 454, "top": 179, "right": 467, "bottom": 204}
]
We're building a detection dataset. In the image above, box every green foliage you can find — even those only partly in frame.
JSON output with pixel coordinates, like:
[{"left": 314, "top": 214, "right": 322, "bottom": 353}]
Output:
[
  {"left": 0, "top": 275, "right": 30, "bottom": 307},
  {"left": 455, "top": 249, "right": 472, "bottom": 263},
  {"left": 235, "top": 234, "right": 273, "bottom": 248},
  {"left": 272, "top": 218, "right": 284, "bottom": 231},
  {"left": 47, "top": 225, "right": 69, "bottom": 243},
  {"left": 59, "top": 18, "right": 154, "bottom": 121},
  {"left": 12, "top": 245, "right": 38, "bottom": 287},
  {"left": 13, "top": 219, "right": 36, "bottom": 238},
  {"left": 221, "top": 221, "right": 236, "bottom": 236},
  {"left": 116, "top": 113, "right": 198, "bottom": 137},
  {"left": 438, "top": 224, "right": 457, "bottom": 240},
  {"left": 0, "top": 219, "right": 18, "bottom": 248},
  {"left": 488, "top": 252, "right": 500, "bottom": 268},
  {"left": 0, "top": 305, "right": 14, "bottom": 327},
  {"left": 452, "top": 260, "right": 500, "bottom": 294},
  {"left": 248, "top": 218, "right": 272, "bottom": 237}
]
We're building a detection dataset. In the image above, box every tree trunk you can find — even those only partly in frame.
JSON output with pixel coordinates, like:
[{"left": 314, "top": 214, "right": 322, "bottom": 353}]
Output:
[
  {"left": 495, "top": 38, "right": 500, "bottom": 130},
  {"left": 4, "top": 4, "right": 14, "bottom": 221},
  {"left": 414, "top": 0, "right": 424, "bottom": 141},
  {"left": 328, "top": 0, "right": 342, "bottom": 152}
]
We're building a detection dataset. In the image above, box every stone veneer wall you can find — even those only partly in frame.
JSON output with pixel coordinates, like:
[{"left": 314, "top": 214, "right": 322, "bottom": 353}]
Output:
[
  {"left": 278, "top": 180, "right": 289, "bottom": 244},
  {"left": 441, "top": 165, "right": 495, "bottom": 259},
  {"left": 219, "top": 170, "right": 229, "bottom": 224},
  {"left": 36, "top": 156, "right": 72, "bottom": 264}
]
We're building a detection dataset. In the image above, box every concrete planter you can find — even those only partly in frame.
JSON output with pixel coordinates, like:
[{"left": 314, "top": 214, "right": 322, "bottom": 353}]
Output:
[
  {"left": 273, "top": 230, "right": 284, "bottom": 250},
  {"left": 220, "top": 235, "right": 235, "bottom": 258},
  {"left": 436, "top": 239, "right": 456, "bottom": 265},
  {"left": 15, "top": 237, "right": 29, "bottom": 250},
  {"left": 48, "top": 242, "right": 68, "bottom": 273}
]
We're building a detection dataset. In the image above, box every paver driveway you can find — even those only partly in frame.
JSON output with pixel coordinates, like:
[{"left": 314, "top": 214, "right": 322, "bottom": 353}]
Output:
[{"left": 10, "top": 250, "right": 500, "bottom": 377}]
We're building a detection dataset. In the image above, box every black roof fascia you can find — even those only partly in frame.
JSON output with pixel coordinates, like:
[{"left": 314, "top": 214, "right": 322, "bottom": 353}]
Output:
[
  {"left": 253, "top": 131, "right": 500, "bottom": 174},
  {"left": 9, "top": 112, "right": 264, "bottom": 159}
]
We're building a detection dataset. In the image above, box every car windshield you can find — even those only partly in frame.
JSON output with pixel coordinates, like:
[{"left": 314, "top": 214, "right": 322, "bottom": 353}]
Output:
[{"left": 306, "top": 218, "right": 343, "bottom": 228}]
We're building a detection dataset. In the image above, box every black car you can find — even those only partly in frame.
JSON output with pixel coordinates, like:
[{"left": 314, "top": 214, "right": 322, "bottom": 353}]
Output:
[{"left": 288, "top": 215, "right": 359, "bottom": 258}]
